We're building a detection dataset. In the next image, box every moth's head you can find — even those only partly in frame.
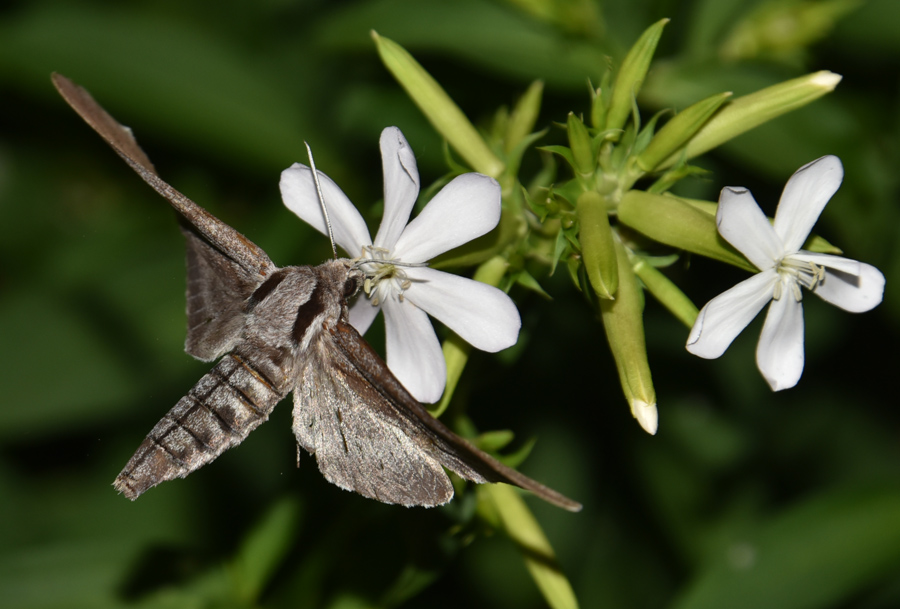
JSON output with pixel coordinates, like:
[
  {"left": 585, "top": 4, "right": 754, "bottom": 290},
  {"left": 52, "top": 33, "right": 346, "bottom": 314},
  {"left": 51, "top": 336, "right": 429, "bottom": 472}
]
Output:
[{"left": 325, "top": 259, "right": 363, "bottom": 303}]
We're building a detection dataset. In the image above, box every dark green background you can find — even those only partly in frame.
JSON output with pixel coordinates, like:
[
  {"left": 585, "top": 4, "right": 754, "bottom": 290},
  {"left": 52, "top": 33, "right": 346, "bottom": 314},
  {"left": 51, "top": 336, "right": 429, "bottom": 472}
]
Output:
[{"left": 1, "top": 1, "right": 899, "bottom": 607}]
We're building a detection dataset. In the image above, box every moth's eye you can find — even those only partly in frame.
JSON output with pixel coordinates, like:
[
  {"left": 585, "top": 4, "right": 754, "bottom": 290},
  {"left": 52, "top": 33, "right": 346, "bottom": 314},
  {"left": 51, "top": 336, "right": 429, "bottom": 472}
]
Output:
[{"left": 342, "top": 278, "right": 358, "bottom": 299}]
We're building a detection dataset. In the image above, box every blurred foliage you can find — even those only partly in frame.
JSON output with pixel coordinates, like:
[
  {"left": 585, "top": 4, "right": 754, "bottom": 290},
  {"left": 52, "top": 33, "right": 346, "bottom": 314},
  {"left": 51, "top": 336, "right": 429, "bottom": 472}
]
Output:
[{"left": 1, "top": 0, "right": 899, "bottom": 608}]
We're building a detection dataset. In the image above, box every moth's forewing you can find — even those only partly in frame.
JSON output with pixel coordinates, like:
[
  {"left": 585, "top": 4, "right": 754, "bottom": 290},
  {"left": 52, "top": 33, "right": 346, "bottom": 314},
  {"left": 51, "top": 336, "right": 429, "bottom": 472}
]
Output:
[
  {"left": 321, "top": 320, "right": 583, "bottom": 512},
  {"left": 51, "top": 73, "right": 275, "bottom": 281},
  {"left": 291, "top": 264, "right": 454, "bottom": 506}
]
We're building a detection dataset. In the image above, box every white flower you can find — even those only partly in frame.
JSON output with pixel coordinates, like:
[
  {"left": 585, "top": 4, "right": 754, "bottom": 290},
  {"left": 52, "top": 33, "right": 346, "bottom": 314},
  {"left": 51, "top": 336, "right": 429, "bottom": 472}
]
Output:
[
  {"left": 280, "top": 126, "right": 521, "bottom": 403},
  {"left": 686, "top": 155, "right": 885, "bottom": 391}
]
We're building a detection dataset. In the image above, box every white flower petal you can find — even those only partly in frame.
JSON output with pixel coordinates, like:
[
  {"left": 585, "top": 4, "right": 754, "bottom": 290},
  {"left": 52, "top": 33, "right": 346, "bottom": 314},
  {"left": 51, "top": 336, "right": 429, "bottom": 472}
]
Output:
[
  {"left": 790, "top": 251, "right": 860, "bottom": 275},
  {"left": 373, "top": 127, "right": 420, "bottom": 250},
  {"left": 404, "top": 266, "right": 520, "bottom": 352},
  {"left": 382, "top": 299, "right": 446, "bottom": 403},
  {"left": 814, "top": 262, "right": 885, "bottom": 313},
  {"left": 774, "top": 155, "right": 843, "bottom": 252},
  {"left": 716, "top": 187, "right": 782, "bottom": 270},
  {"left": 280, "top": 164, "right": 372, "bottom": 257},
  {"left": 392, "top": 173, "right": 501, "bottom": 263},
  {"left": 348, "top": 297, "right": 382, "bottom": 335},
  {"left": 686, "top": 270, "right": 779, "bottom": 359},
  {"left": 756, "top": 294, "right": 805, "bottom": 391}
]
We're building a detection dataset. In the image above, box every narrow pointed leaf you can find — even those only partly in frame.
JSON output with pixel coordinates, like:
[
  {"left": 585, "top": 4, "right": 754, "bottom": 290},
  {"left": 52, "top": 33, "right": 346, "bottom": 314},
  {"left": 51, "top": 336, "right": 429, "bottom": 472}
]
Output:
[
  {"left": 484, "top": 484, "right": 580, "bottom": 609},
  {"left": 605, "top": 18, "right": 669, "bottom": 134},
  {"left": 373, "top": 31, "right": 505, "bottom": 177}
]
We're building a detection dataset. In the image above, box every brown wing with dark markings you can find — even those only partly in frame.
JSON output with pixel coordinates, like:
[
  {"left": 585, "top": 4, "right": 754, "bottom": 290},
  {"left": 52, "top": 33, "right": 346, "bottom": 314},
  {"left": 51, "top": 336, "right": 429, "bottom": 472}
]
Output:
[
  {"left": 52, "top": 73, "right": 278, "bottom": 359},
  {"left": 292, "top": 320, "right": 582, "bottom": 511},
  {"left": 51, "top": 73, "right": 276, "bottom": 281}
]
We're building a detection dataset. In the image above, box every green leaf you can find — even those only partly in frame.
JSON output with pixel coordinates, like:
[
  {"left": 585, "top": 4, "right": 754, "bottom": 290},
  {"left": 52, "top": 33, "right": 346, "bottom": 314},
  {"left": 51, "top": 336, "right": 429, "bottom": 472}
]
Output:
[
  {"left": 230, "top": 497, "right": 302, "bottom": 604},
  {"left": 483, "top": 484, "right": 580, "bottom": 609},
  {"left": 672, "top": 487, "right": 900, "bottom": 609},
  {"left": 373, "top": 31, "right": 504, "bottom": 177},
  {"left": 0, "top": 5, "right": 311, "bottom": 173}
]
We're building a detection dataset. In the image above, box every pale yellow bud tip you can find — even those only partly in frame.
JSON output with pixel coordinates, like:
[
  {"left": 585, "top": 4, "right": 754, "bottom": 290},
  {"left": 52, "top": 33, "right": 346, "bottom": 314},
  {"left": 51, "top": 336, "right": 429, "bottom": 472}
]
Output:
[
  {"left": 631, "top": 399, "right": 658, "bottom": 435},
  {"left": 811, "top": 71, "right": 842, "bottom": 89}
]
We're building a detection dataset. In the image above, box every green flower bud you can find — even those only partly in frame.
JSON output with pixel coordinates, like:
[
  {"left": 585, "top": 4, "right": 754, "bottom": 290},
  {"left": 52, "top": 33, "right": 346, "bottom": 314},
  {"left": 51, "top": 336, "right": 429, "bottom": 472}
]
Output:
[
  {"left": 600, "top": 237, "right": 657, "bottom": 434},
  {"left": 567, "top": 112, "right": 595, "bottom": 177},
  {"left": 506, "top": 80, "right": 544, "bottom": 155},
  {"left": 605, "top": 18, "right": 669, "bottom": 135},
  {"left": 576, "top": 191, "right": 617, "bottom": 299},
  {"left": 659, "top": 71, "right": 842, "bottom": 167},
  {"left": 618, "top": 191, "right": 756, "bottom": 272},
  {"left": 372, "top": 31, "right": 505, "bottom": 178},
  {"left": 636, "top": 92, "right": 732, "bottom": 172}
]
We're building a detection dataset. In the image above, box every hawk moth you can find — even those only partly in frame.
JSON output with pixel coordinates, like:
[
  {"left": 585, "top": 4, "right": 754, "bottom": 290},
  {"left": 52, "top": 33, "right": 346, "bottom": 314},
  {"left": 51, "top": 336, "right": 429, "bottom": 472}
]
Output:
[{"left": 52, "top": 73, "right": 581, "bottom": 512}]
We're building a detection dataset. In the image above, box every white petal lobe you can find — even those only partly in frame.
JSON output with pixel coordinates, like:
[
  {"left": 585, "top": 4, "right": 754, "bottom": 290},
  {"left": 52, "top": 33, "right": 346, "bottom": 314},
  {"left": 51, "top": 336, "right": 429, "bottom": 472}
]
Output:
[
  {"left": 774, "top": 155, "right": 843, "bottom": 253},
  {"left": 348, "top": 298, "right": 382, "bottom": 335},
  {"left": 716, "top": 187, "right": 782, "bottom": 270},
  {"left": 790, "top": 251, "right": 860, "bottom": 275},
  {"left": 813, "top": 262, "right": 885, "bottom": 313},
  {"left": 393, "top": 174, "right": 501, "bottom": 263},
  {"left": 404, "top": 267, "right": 520, "bottom": 352},
  {"left": 686, "top": 270, "right": 779, "bottom": 358},
  {"left": 382, "top": 299, "right": 447, "bottom": 403},
  {"left": 374, "top": 127, "right": 420, "bottom": 250},
  {"left": 280, "top": 164, "right": 371, "bottom": 257},
  {"left": 756, "top": 294, "right": 805, "bottom": 391}
]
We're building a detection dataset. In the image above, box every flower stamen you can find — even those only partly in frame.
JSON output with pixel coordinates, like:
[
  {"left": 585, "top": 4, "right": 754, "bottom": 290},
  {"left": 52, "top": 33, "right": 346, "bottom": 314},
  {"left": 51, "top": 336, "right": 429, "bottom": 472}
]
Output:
[
  {"left": 774, "top": 257, "right": 825, "bottom": 301},
  {"left": 353, "top": 245, "right": 413, "bottom": 306}
]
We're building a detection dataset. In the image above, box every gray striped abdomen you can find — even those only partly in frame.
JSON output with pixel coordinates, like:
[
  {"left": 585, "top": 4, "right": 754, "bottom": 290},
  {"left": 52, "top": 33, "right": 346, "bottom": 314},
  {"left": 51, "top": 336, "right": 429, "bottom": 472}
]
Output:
[{"left": 114, "top": 353, "right": 285, "bottom": 499}]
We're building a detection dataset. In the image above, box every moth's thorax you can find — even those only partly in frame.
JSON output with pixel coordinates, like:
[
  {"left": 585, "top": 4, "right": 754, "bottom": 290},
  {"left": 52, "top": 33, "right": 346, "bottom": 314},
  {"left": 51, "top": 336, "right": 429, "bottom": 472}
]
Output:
[{"left": 241, "top": 260, "right": 360, "bottom": 366}]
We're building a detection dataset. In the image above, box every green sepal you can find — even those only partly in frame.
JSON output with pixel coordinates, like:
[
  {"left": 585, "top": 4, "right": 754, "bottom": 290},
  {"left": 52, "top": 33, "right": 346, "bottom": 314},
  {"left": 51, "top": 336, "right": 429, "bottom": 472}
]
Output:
[
  {"left": 605, "top": 18, "right": 669, "bottom": 135},
  {"left": 551, "top": 227, "right": 571, "bottom": 276},
  {"left": 618, "top": 191, "right": 756, "bottom": 272},
  {"left": 372, "top": 31, "right": 505, "bottom": 177},
  {"left": 576, "top": 191, "right": 618, "bottom": 299},
  {"left": 567, "top": 112, "right": 594, "bottom": 177},
  {"left": 514, "top": 269, "right": 553, "bottom": 299},
  {"left": 539, "top": 145, "right": 577, "bottom": 172}
]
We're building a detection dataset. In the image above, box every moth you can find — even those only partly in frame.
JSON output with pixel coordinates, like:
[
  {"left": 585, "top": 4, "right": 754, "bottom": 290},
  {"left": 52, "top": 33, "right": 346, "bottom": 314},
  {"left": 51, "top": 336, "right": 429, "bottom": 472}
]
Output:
[{"left": 53, "top": 73, "right": 581, "bottom": 512}]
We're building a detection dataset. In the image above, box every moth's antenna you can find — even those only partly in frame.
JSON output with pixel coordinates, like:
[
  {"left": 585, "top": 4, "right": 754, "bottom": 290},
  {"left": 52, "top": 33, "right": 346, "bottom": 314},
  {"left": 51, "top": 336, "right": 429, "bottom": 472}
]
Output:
[{"left": 305, "top": 142, "right": 338, "bottom": 260}]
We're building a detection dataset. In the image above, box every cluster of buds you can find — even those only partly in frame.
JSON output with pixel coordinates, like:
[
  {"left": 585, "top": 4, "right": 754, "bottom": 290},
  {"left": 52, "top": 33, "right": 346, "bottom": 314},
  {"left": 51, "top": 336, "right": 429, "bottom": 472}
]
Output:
[{"left": 373, "top": 20, "right": 855, "bottom": 435}]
